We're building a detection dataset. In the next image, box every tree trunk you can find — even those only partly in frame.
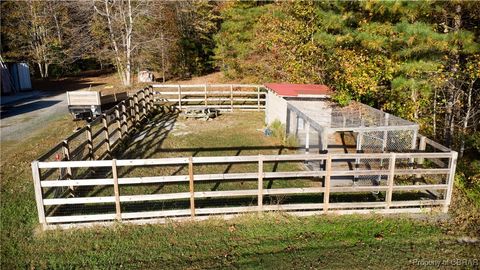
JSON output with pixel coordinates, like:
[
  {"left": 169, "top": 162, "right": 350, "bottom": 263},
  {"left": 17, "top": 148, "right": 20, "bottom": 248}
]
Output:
[
  {"left": 96, "top": 0, "right": 128, "bottom": 86},
  {"left": 444, "top": 4, "right": 462, "bottom": 148},
  {"left": 124, "top": 0, "right": 133, "bottom": 87},
  {"left": 161, "top": 33, "right": 165, "bottom": 82},
  {"left": 44, "top": 63, "right": 49, "bottom": 78},
  {"left": 37, "top": 62, "right": 45, "bottom": 78},
  {"left": 433, "top": 88, "right": 437, "bottom": 139},
  {"left": 51, "top": 5, "right": 62, "bottom": 44},
  {"left": 460, "top": 82, "right": 474, "bottom": 157},
  {"left": 125, "top": 53, "right": 131, "bottom": 86}
]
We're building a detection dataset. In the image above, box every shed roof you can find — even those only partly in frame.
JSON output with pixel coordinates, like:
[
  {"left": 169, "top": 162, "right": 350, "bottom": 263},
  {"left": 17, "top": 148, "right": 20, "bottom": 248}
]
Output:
[{"left": 264, "top": 83, "right": 332, "bottom": 97}]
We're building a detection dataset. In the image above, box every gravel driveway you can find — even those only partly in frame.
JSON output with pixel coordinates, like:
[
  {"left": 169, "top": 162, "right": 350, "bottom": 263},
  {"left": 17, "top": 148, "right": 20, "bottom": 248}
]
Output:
[{"left": 0, "top": 92, "right": 69, "bottom": 142}]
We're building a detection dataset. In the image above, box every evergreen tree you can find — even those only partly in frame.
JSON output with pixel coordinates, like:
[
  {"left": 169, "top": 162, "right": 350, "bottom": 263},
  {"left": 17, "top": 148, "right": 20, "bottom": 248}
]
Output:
[{"left": 214, "top": 0, "right": 479, "bottom": 153}]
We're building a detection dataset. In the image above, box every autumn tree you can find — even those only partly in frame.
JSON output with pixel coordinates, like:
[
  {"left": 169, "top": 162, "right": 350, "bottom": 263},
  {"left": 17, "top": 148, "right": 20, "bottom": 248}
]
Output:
[
  {"left": 93, "top": 0, "right": 143, "bottom": 86},
  {"left": 1, "top": 1, "right": 89, "bottom": 77},
  {"left": 215, "top": 1, "right": 479, "bottom": 153}
]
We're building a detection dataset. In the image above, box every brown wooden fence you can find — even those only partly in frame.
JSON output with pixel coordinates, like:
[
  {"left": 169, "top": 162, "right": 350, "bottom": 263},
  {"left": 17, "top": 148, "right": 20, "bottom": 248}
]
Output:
[{"left": 37, "top": 87, "right": 156, "bottom": 163}]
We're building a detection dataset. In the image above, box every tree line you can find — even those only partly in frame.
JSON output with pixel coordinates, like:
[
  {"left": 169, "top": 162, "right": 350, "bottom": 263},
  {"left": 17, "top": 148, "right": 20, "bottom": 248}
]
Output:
[
  {"left": 1, "top": 0, "right": 479, "bottom": 158},
  {"left": 215, "top": 1, "right": 479, "bottom": 158},
  {"left": 1, "top": 0, "right": 220, "bottom": 83}
]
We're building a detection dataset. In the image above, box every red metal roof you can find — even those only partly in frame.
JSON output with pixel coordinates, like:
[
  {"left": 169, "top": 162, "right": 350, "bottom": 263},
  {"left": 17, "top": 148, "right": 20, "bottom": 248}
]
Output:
[{"left": 264, "top": 83, "right": 332, "bottom": 97}]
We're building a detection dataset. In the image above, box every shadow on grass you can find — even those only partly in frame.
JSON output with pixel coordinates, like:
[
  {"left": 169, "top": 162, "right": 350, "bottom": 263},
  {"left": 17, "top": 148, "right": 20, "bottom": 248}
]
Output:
[
  {"left": 47, "top": 190, "right": 434, "bottom": 217},
  {"left": 45, "top": 107, "right": 439, "bottom": 218}
]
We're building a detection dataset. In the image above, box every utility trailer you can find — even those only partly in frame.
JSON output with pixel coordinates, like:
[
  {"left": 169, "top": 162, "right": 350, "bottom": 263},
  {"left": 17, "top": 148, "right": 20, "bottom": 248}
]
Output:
[{"left": 67, "top": 91, "right": 128, "bottom": 121}]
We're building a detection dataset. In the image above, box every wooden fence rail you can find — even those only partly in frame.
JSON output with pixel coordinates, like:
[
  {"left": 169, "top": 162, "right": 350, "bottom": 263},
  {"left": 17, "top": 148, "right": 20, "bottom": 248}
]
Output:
[
  {"left": 32, "top": 151, "right": 457, "bottom": 229},
  {"left": 37, "top": 87, "right": 154, "bottom": 163},
  {"left": 31, "top": 84, "right": 458, "bottom": 230},
  {"left": 152, "top": 84, "right": 266, "bottom": 111}
]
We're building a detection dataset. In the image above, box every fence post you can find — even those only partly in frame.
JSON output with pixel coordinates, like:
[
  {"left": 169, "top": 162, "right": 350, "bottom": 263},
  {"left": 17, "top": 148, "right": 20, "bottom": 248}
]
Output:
[
  {"left": 305, "top": 122, "right": 310, "bottom": 154},
  {"left": 380, "top": 113, "right": 390, "bottom": 182},
  {"left": 415, "top": 136, "right": 427, "bottom": 179},
  {"left": 102, "top": 114, "right": 111, "bottom": 157},
  {"left": 62, "top": 140, "right": 74, "bottom": 193},
  {"left": 146, "top": 88, "right": 151, "bottom": 113},
  {"left": 188, "top": 157, "right": 195, "bottom": 217},
  {"left": 134, "top": 94, "right": 140, "bottom": 123},
  {"left": 142, "top": 89, "right": 147, "bottom": 116},
  {"left": 86, "top": 124, "right": 93, "bottom": 160},
  {"left": 257, "top": 86, "right": 260, "bottom": 111},
  {"left": 323, "top": 154, "right": 332, "bottom": 213},
  {"left": 443, "top": 151, "right": 458, "bottom": 213},
  {"left": 31, "top": 161, "right": 47, "bottom": 229},
  {"left": 178, "top": 85, "right": 182, "bottom": 111},
  {"left": 149, "top": 87, "right": 153, "bottom": 112},
  {"left": 121, "top": 101, "right": 128, "bottom": 135},
  {"left": 115, "top": 106, "right": 121, "bottom": 141},
  {"left": 418, "top": 135, "right": 426, "bottom": 165},
  {"left": 382, "top": 113, "right": 389, "bottom": 152},
  {"left": 144, "top": 88, "right": 150, "bottom": 113},
  {"left": 355, "top": 132, "right": 363, "bottom": 182},
  {"left": 258, "top": 155, "right": 264, "bottom": 212},
  {"left": 409, "top": 128, "right": 418, "bottom": 175},
  {"left": 385, "top": 153, "right": 396, "bottom": 209},
  {"left": 411, "top": 128, "right": 418, "bottom": 151},
  {"left": 230, "top": 85, "right": 234, "bottom": 112},
  {"left": 62, "top": 140, "right": 72, "bottom": 179},
  {"left": 137, "top": 92, "right": 142, "bottom": 118},
  {"left": 112, "top": 159, "right": 121, "bottom": 221},
  {"left": 129, "top": 98, "right": 134, "bottom": 124},
  {"left": 149, "top": 86, "right": 155, "bottom": 112},
  {"left": 204, "top": 84, "right": 208, "bottom": 107},
  {"left": 320, "top": 130, "right": 329, "bottom": 170}
]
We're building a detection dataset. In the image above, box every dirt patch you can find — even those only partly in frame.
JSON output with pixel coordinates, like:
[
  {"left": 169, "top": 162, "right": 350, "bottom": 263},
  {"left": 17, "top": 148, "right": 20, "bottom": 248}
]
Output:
[
  {"left": 32, "top": 71, "right": 247, "bottom": 97},
  {"left": 162, "top": 71, "right": 258, "bottom": 85},
  {"left": 32, "top": 70, "right": 146, "bottom": 95},
  {"left": 165, "top": 72, "right": 228, "bottom": 84}
]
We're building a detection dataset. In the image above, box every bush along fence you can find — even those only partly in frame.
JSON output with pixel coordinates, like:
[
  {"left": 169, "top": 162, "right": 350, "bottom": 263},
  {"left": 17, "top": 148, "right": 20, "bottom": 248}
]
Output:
[{"left": 31, "top": 85, "right": 457, "bottom": 230}]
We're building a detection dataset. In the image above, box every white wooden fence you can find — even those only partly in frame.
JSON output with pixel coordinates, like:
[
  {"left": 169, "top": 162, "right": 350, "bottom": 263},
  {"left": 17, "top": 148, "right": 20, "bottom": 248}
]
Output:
[
  {"left": 33, "top": 149, "right": 457, "bottom": 230},
  {"left": 31, "top": 84, "right": 457, "bottom": 230},
  {"left": 151, "top": 84, "right": 265, "bottom": 111}
]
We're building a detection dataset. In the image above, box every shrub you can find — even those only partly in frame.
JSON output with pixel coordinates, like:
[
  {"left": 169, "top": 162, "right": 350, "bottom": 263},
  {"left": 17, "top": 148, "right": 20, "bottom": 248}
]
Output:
[{"left": 268, "top": 119, "right": 298, "bottom": 147}]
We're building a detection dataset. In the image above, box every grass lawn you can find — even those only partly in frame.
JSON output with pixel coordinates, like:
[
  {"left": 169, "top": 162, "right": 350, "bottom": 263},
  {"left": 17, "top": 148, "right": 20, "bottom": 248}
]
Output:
[
  {"left": 1, "top": 111, "right": 479, "bottom": 269},
  {"left": 116, "top": 112, "right": 306, "bottom": 195}
]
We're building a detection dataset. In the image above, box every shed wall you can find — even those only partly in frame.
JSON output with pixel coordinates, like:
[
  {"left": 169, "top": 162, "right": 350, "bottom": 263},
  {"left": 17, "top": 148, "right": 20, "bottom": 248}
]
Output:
[
  {"left": 17, "top": 63, "right": 32, "bottom": 91},
  {"left": 265, "top": 91, "right": 288, "bottom": 125}
]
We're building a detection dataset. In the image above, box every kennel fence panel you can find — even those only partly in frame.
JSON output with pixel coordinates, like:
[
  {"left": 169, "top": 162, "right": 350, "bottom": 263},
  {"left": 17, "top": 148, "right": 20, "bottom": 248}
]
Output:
[{"left": 33, "top": 152, "right": 455, "bottom": 228}]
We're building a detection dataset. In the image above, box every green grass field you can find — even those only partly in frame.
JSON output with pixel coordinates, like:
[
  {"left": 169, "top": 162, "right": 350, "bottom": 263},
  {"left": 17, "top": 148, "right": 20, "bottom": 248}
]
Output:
[
  {"left": 1, "top": 112, "right": 479, "bottom": 269},
  {"left": 117, "top": 111, "right": 305, "bottom": 194}
]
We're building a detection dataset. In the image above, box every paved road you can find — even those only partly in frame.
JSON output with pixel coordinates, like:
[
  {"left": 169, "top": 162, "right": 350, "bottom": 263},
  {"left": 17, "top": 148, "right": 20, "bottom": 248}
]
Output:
[{"left": 0, "top": 91, "right": 69, "bottom": 142}]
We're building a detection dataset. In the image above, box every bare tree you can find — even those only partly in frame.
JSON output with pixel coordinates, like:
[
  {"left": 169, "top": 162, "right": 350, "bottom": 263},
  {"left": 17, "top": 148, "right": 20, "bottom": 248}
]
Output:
[
  {"left": 1, "top": 1, "right": 94, "bottom": 77},
  {"left": 459, "top": 62, "right": 480, "bottom": 157},
  {"left": 27, "top": 1, "right": 62, "bottom": 78},
  {"left": 93, "top": 0, "right": 162, "bottom": 86}
]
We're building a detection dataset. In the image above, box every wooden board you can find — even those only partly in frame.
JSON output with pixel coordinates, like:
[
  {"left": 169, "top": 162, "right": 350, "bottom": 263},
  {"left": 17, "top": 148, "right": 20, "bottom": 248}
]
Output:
[{"left": 67, "top": 91, "right": 101, "bottom": 106}]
